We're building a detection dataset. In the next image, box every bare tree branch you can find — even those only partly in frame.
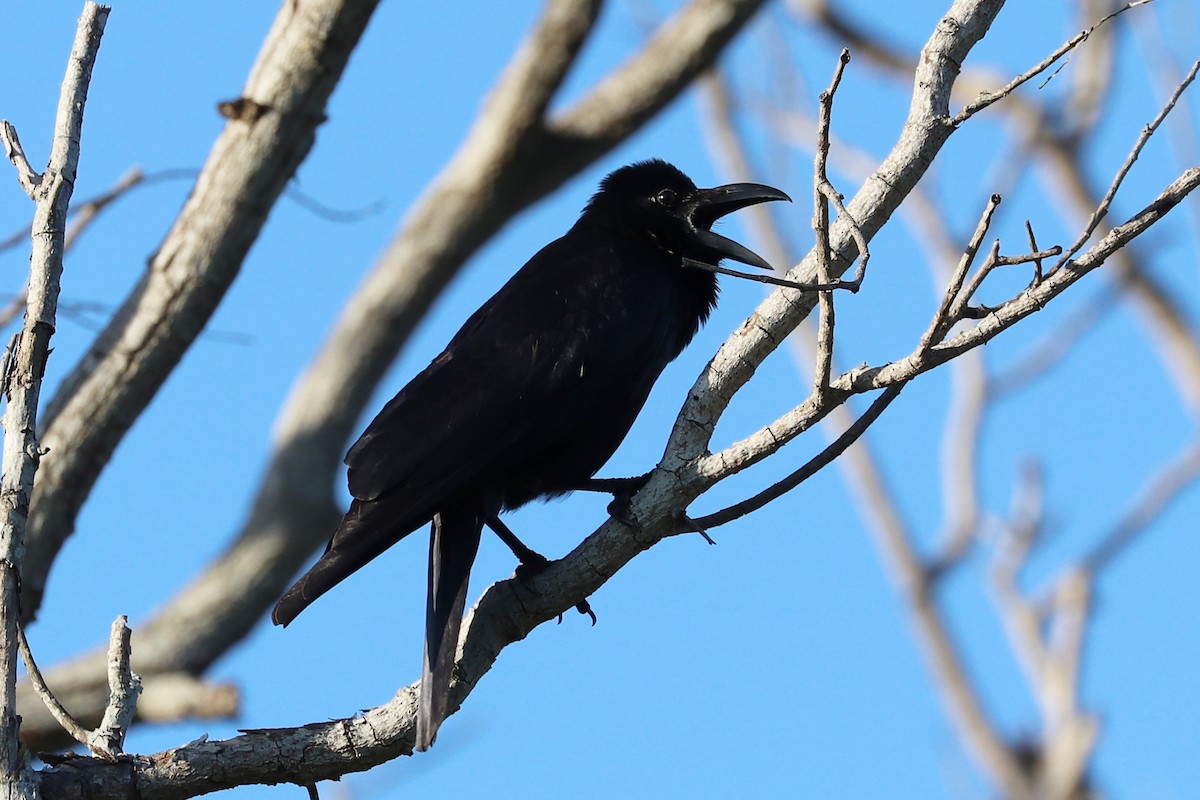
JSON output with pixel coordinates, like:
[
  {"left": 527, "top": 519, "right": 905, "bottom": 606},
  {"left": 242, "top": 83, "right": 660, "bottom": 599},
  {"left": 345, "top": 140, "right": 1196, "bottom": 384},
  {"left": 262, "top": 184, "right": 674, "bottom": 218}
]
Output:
[
  {"left": 0, "top": 4, "right": 109, "bottom": 796},
  {"left": 990, "top": 466, "right": 1098, "bottom": 799},
  {"left": 1053, "top": 57, "right": 1199, "bottom": 269},
  {"left": 21, "top": 0, "right": 1200, "bottom": 793},
  {"left": 662, "top": 0, "right": 1010, "bottom": 469},
  {"left": 87, "top": 616, "right": 140, "bottom": 761},
  {"left": 800, "top": 0, "right": 1200, "bottom": 423},
  {"left": 1082, "top": 439, "right": 1200, "bottom": 573},
  {"left": 810, "top": 50, "right": 851, "bottom": 398},
  {"left": 951, "top": 0, "right": 1152, "bottom": 125}
]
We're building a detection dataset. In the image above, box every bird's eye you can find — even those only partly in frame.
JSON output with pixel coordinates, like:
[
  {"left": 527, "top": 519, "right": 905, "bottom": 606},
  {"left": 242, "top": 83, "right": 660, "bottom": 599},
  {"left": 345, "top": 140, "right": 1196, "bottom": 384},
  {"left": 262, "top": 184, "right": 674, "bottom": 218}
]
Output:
[{"left": 655, "top": 189, "right": 678, "bottom": 207}]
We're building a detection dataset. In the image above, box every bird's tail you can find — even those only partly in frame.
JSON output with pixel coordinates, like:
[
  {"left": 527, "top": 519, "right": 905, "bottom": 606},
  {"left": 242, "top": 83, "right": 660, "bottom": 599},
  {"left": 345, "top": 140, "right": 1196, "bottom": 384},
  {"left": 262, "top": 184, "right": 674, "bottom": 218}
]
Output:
[
  {"left": 272, "top": 497, "right": 422, "bottom": 628},
  {"left": 415, "top": 503, "right": 485, "bottom": 751}
]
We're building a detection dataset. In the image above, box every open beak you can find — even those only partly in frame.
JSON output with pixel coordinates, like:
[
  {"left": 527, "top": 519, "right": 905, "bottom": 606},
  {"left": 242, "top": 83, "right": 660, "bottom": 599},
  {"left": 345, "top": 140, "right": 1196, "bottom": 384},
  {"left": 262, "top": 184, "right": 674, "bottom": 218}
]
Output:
[{"left": 685, "top": 182, "right": 791, "bottom": 270}]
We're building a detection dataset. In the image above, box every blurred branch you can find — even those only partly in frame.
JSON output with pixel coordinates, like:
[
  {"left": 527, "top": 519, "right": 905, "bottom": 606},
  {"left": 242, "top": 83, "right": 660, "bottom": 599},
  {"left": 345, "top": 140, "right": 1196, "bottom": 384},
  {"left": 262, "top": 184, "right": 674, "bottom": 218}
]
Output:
[
  {"left": 0, "top": 167, "right": 193, "bottom": 257},
  {"left": 0, "top": 167, "right": 153, "bottom": 330},
  {"left": 990, "top": 466, "right": 1098, "bottom": 799},
  {"left": 1131, "top": 6, "right": 1200, "bottom": 249},
  {"left": 1082, "top": 439, "right": 1200, "bottom": 574},
  {"left": 21, "top": 0, "right": 384, "bottom": 624},
  {"left": 988, "top": 287, "right": 1117, "bottom": 397}
]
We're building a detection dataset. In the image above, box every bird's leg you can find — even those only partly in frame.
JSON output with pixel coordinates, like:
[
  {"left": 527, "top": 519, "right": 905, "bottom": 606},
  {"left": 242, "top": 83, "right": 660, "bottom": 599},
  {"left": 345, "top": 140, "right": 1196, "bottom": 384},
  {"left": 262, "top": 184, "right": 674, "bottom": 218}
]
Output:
[
  {"left": 486, "top": 517, "right": 596, "bottom": 625},
  {"left": 573, "top": 472, "right": 651, "bottom": 529},
  {"left": 487, "top": 515, "right": 547, "bottom": 567}
]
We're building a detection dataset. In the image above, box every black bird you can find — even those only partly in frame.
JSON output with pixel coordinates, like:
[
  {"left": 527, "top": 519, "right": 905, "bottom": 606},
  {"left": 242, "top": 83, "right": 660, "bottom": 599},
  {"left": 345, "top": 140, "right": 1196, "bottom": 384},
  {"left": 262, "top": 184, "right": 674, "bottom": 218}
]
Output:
[{"left": 272, "top": 159, "right": 789, "bottom": 750}]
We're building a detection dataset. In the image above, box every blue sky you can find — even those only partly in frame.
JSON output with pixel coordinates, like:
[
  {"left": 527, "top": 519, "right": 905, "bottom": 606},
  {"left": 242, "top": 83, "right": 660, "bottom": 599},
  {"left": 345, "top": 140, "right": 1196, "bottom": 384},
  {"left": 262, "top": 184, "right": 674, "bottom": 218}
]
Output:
[{"left": 3, "top": 1, "right": 1199, "bottom": 798}]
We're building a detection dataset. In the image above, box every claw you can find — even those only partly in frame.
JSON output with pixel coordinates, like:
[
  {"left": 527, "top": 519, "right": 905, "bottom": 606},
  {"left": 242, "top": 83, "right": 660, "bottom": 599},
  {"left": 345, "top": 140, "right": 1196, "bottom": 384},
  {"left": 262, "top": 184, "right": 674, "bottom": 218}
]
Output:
[
  {"left": 558, "top": 598, "right": 597, "bottom": 626},
  {"left": 607, "top": 494, "right": 641, "bottom": 530},
  {"left": 514, "top": 554, "right": 598, "bottom": 626},
  {"left": 582, "top": 472, "right": 651, "bottom": 529}
]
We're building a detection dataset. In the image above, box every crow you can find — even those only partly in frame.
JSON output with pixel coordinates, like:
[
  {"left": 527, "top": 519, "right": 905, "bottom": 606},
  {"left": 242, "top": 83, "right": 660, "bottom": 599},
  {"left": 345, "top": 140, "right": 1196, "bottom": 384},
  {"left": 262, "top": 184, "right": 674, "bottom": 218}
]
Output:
[{"left": 272, "top": 159, "right": 789, "bottom": 750}]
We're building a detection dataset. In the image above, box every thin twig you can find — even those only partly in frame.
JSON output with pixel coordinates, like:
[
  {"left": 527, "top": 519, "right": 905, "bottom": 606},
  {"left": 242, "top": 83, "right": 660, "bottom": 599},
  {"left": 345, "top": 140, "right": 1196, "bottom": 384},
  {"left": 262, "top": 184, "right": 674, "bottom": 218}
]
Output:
[
  {"left": 16, "top": 622, "right": 91, "bottom": 749},
  {"left": 952, "top": 1, "right": 1155, "bottom": 125},
  {"left": 675, "top": 512, "right": 717, "bottom": 545},
  {"left": 949, "top": 238, "right": 1001, "bottom": 321},
  {"left": 811, "top": 49, "right": 851, "bottom": 396},
  {"left": 0, "top": 122, "right": 41, "bottom": 196},
  {"left": 820, "top": 187, "right": 870, "bottom": 290},
  {"left": 1024, "top": 220, "right": 1044, "bottom": 286},
  {"left": 693, "top": 384, "right": 905, "bottom": 529},
  {"left": 682, "top": 258, "right": 821, "bottom": 290},
  {"left": 1053, "top": 57, "right": 1199, "bottom": 270},
  {"left": 918, "top": 194, "right": 1001, "bottom": 352}
]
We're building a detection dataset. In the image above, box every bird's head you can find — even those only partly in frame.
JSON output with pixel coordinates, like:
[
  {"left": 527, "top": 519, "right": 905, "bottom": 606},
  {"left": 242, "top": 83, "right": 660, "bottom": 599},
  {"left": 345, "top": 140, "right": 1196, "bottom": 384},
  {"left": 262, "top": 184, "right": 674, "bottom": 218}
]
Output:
[{"left": 583, "top": 159, "right": 791, "bottom": 271}]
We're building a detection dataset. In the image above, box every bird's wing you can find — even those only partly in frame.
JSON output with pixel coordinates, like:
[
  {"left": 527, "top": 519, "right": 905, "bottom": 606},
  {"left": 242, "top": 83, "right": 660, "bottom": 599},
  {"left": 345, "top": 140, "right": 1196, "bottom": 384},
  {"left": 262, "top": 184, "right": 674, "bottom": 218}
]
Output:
[
  {"left": 344, "top": 235, "right": 609, "bottom": 510},
  {"left": 273, "top": 237, "right": 637, "bottom": 629}
]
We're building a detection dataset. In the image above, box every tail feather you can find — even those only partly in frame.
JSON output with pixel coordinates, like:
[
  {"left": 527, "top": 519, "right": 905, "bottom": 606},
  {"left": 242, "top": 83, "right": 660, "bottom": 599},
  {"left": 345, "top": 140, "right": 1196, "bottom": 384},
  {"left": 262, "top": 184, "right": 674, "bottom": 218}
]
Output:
[
  {"left": 415, "top": 504, "right": 484, "bottom": 751},
  {"left": 272, "top": 497, "right": 422, "bottom": 627}
]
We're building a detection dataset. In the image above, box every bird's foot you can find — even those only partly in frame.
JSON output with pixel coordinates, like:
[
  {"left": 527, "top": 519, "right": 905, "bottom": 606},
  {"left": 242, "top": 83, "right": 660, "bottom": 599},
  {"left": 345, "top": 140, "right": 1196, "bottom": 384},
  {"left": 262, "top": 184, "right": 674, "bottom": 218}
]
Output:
[
  {"left": 514, "top": 554, "right": 598, "bottom": 626},
  {"left": 513, "top": 551, "right": 551, "bottom": 582},
  {"left": 577, "top": 472, "right": 651, "bottom": 530}
]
